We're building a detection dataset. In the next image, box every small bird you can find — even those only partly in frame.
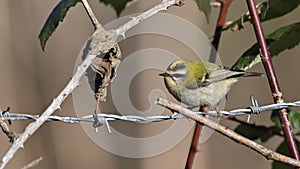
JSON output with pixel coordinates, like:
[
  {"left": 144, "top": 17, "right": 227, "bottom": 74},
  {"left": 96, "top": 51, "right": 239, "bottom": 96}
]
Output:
[{"left": 159, "top": 60, "right": 262, "bottom": 110}]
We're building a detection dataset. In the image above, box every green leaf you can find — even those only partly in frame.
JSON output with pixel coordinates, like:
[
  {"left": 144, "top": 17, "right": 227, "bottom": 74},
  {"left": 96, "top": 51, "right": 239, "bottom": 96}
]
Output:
[
  {"left": 272, "top": 140, "right": 300, "bottom": 169},
  {"left": 262, "top": 0, "right": 300, "bottom": 21},
  {"left": 195, "top": 0, "right": 211, "bottom": 23},
  {"left": 271, "top": 109, "right": 300, "bottom": 135},
  {"left": 100, "top": 0, "right": 135, "bottom": 16},
  {"left": 234, "top": 123, "right": 275, "bottom": 142},
  {"left": 231, "top": 22, "right": 300, "bottom": 71},
  {"left": 38, "top": 0, "right": 80, "bottom": 51},
  {"left": 224, "top": 0, "right": 300, "bottom": 31}
]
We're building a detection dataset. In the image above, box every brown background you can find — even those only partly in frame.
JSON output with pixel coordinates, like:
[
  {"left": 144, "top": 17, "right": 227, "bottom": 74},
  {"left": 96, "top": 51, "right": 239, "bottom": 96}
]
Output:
[{"left": 1, "top": 0, "right": 300, "bottom": 168}]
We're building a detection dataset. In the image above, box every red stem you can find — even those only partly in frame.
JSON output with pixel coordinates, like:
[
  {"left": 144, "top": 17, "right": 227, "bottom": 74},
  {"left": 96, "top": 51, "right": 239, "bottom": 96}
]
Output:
[
  {"left": 211, "top": 0, "right": 233, "bottom": 50},
  {"left": 185, "top": 1, "right": 233, "bottom": 168},
  {"left": 185, "top": 123, "right": 202, "bottom": 169},
  {"left": 246, "top": 0, "right": 300, "bottom": 166}
]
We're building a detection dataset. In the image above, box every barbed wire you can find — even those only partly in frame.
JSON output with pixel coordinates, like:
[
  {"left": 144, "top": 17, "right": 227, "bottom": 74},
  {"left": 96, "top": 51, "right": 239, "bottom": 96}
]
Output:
[{"left": 1, "top": 97, "right": 300, "bottom": 134}]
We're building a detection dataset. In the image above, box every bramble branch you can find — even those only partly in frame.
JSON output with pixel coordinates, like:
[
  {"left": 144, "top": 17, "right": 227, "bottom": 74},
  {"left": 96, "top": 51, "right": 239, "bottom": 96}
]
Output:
[
  {"left": 246, "top": 0, "right": 300, "bottom": 163},
  {"left": 0, "top": 0, "right": 181, "bottom": 168},
  {"left": 0, "top": 54, "right": 97, "bottom": 169},
  {"left": 156, "top": 97, "right": 300, "bottom": 168}
]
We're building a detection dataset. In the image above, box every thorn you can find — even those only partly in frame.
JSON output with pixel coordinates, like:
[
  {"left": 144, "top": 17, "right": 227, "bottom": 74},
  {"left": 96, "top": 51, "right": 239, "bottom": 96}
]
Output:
[
  {"left": 121, "top": 33, "right": 126, "bottom": 40},
  {"left": 129, "top": 16, "right": 138, "bottom": 22},
  {"left": 225, "top": 21, "right": 233, "bottom": 26},
  {"left": 20, "top": 144, "right": 24, "bottom": 149},
  {"left": 210, "top": 2, "right": 222, "bottom": 7}
]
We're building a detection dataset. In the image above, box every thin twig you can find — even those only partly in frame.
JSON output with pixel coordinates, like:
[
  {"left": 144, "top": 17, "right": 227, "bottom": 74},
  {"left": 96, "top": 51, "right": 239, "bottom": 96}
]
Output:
[
  {"left": 115, "top": 0, "right": 182, "bottom": 38},
  {"left": 156, "top": 97, "right": 300, "bottom": 168},
  {"left": 21, "top": 157, "right": 43, "bottom": 169},
  {"left": 246, "top": 0, "right": 300, "bottom": 165},
  {"left": 81, "top": 0, "right": 102, "bottom": 29},
  {"left": 0, "top": 54, "right": 97, "bottom": 169}
]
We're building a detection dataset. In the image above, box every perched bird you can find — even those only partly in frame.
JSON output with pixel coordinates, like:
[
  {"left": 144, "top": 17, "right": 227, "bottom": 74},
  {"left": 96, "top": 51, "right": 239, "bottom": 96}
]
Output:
[{"left": 159, "top": 60, "right": 262, "bottom": 110}]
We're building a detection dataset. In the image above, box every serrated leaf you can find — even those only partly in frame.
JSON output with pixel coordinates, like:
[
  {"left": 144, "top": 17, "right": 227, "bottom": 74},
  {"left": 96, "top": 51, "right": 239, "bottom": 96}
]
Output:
[
  {"left": 224, "top": 0, "right": 300, "bottom": 31},
  {"left": 100, "top": 0, "right": 135, "bottom": 16},
  {"left": 271, "top": 109, "right": 300, "bottom": 134},
  {"left": 234, "top": 123, "right": 274, "bottom": 142},
  {"left": 272, "top": 140, "right": 300, "bottom": 169},
  {"left": 195, "top": 0, "right": 211, "bottom": 23},
  {"left": 231, "top": 22, "right": 300, "bottom": 71},
  {"left": 262, "top": 0, "right": 300, "bottom": 21},
  {"left": 38, "top": 0, "right": 80, "bottom": 51}
]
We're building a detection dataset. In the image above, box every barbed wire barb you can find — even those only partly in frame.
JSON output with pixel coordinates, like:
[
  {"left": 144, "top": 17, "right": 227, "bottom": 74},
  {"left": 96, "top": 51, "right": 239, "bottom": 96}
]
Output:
[{"left": 2, "top": 97, "right": 300, "bottom": 134}]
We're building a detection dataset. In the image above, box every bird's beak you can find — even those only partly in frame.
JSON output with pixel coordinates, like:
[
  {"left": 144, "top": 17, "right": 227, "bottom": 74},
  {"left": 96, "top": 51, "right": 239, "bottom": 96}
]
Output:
[{"left": 159, "top": 72, "right": 168, "bottom": 77}]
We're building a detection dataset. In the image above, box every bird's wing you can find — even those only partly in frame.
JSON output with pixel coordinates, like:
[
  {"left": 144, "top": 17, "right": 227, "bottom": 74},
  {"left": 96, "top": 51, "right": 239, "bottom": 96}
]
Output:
[{"left": 203, "top": 62, "right": 246, "bottom": 84}]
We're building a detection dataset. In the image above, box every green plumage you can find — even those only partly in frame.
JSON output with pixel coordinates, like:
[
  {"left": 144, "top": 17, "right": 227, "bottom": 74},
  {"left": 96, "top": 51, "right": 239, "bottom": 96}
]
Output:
[
  {"left": 183, "top": 61, "right": 262, "bottom": 89},
  {"left": 160, "top": 59, "right": 263, "bottom": 108}
]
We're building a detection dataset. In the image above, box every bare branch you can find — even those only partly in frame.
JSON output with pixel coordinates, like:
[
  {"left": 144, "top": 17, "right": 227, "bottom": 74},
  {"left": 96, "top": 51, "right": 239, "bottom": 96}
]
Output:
[
  {"left": 0, "top": 0, "right": 183, "bottom": 168},
  {"left": 115, "top": 0, "right": 180, "bottom": 38},
  {"left": 246, "top": 0, "right": 300, "bottom": 162},
  {"left": 156, "top": 97, "right": 300, "bottom": 168},
  {"left": 0, "top": 54, "right": 96, "bottom": 169}
]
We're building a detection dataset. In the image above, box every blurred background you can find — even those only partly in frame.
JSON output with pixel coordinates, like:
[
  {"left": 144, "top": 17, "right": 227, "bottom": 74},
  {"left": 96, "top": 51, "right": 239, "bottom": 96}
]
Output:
[{"left": 0, "top": 0, "right": 300, "bottom": 168}]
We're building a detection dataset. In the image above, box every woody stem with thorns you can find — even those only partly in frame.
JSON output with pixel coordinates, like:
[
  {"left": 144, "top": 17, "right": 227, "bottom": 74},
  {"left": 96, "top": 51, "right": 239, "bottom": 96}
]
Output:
[
  {"left": 246, "top": 0, "right": 300, "bottom": 165},
  {"left": 0, "top": 1, "right": 182, "bottom": 168},
  {"left": 157, "top": 97, "right": 300, "bottom": 168}
]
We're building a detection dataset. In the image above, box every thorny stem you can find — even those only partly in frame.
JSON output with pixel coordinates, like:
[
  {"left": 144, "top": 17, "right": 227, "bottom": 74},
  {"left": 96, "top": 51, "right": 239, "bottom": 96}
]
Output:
[
  {"left": 246, "top": 0, "right": 300, "bottom": 166},
  {"left": 0, "top": 54, "right": 97, "bottom": 169},
  {"left": 157, "top": 97, "right": 300, "bottom": 168},
  {"left": 0, "top": 1, "right": 182, "bottom": 168},
  {"left": 186, "top": 1, "right": 233, "bottom": 168}
]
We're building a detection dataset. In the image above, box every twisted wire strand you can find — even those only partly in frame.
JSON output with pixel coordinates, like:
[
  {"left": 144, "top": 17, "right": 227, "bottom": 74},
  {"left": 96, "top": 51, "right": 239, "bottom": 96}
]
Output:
[{"left": 1, "top": 99, "right": 300, "bottom": 130}]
